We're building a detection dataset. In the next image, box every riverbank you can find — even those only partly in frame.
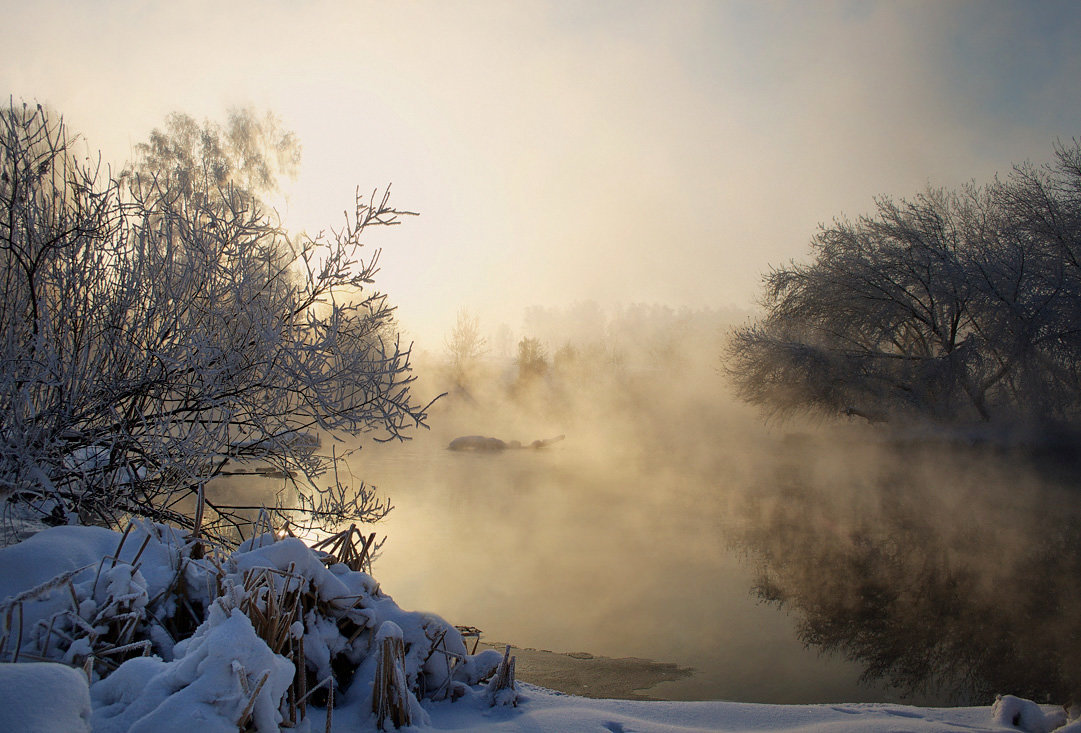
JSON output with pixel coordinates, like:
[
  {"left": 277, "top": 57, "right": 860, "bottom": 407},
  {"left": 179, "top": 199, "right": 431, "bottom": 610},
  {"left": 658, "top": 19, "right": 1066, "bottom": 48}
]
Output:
[{"left": 475, "top": 641, "right": 693, "bottom": 700}]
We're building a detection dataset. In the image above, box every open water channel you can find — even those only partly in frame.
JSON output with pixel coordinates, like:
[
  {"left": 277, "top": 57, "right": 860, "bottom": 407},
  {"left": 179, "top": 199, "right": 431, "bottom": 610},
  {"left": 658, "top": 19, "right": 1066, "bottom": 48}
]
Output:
[{"left": 347, "top": 419, "right": 1081, "bottom": 706}]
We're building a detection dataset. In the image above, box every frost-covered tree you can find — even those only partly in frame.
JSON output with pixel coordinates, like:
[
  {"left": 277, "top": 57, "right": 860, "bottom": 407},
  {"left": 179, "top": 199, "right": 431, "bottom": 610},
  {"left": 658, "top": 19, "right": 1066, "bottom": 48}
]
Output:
[
  {"left": 443, "top": 309, "right": 487, "bottom": 395},
  {"left": 121, "top": 107, "right": 301, "bottom": 201},
  {"left": 727, "top": 141, "right": 1081, "bottom": 428},
  {"left": 0, "top": 100, "right": 431, "bottom": 542}
]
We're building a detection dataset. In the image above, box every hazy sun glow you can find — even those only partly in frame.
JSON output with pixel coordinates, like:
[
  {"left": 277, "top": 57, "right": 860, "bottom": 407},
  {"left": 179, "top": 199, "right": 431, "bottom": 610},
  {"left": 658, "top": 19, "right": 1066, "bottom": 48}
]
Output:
[{"left": 3, "top": 0, "right": 1080, "bottom": 347}]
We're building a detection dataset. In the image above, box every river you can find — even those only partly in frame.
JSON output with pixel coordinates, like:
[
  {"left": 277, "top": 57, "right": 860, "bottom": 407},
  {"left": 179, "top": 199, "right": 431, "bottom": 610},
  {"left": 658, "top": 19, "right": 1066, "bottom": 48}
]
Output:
[{"left": 335, "top": 411, "right": 1081, "bottom": 705}]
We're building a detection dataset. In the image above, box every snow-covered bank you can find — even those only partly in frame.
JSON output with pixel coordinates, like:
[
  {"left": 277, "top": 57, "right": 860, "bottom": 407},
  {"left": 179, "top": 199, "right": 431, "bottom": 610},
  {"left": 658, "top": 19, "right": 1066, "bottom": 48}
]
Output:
[
  {"left": 0, "top": 523, "right": 1073, "bottom": 732},
  {"left": 425, "top": 688, "right": 1068, "bottom": 732},
  {"left": 0, "top": 661, "right": 1071, "bottom": 732}
]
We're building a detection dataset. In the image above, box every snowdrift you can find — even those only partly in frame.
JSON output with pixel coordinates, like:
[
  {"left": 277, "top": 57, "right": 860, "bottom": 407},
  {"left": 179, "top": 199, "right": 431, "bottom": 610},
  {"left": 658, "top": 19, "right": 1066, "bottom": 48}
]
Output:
[{"left": 0, "top": 523, "right": 512, "bottom": 731}]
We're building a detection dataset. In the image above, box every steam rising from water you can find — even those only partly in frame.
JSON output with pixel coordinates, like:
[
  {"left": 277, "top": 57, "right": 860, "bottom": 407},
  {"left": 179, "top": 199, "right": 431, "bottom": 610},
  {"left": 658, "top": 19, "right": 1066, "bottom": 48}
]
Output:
[{"left": 220, "top": 310, "right": 1081, "bottom": 704}]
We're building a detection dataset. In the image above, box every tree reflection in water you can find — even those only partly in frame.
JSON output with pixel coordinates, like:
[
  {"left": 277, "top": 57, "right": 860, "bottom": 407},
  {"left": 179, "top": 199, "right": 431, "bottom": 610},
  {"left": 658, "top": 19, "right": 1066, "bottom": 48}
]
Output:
[{"left": 729, "top": 439, "right": 1081, "bottom": 705}]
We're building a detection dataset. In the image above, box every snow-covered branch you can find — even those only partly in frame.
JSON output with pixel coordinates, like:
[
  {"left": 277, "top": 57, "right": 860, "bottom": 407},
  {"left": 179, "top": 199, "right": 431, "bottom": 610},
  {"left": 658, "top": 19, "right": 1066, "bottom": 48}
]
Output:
[{"left": 0, "top": 101, "right": 430, "bottom": 543}]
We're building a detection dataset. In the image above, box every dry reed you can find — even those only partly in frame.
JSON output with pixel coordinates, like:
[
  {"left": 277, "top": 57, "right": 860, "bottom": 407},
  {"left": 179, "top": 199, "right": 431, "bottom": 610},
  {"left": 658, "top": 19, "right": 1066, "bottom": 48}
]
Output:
[
  {"left": 373, "top": 632, "right": 411, "bottom": 729},
  {"left": 485, "top": 645, "right": 517, "bottom": 707},
  {"left": 311, "top": 525, "right": 377, "bottom": 573}
]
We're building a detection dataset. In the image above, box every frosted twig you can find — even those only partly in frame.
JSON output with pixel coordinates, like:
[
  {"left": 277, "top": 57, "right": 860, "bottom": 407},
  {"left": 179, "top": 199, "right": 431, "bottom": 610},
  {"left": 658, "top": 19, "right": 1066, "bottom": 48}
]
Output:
[{"left": 235, "top": 670, "right": 270, "bottom": 727}]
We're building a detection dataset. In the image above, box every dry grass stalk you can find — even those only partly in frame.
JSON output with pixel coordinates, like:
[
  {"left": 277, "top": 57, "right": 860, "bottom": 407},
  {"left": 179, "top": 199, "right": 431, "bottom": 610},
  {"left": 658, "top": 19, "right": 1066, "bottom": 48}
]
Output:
[
  {"left": 112, "top": 523, "right": 135, "bottom": 562},
  {"left": 310, "top": 525, "right": 377, "bottom": 573},
  {"left": 296, "top": 633, "right": 308, "bottom": 719},
  {"left": 96, "top": 639, "right": 152, "bottom": 657},
  {"left": 286, "top": 673, "right": 334, "bottom": 730},
  {"left": 236, "top": 669, "right": 270, "bottom": 729},
  {"left": 286, "top": 679, "right": 297, "bottom": 726},
  {"left": 0, "top": 564, "right": 93, "bottom": 615},
  {"left": 422, "top": 626, "right": 470, "bottom": 701},
  {"left": 485, "top": 645, "right": 517, "bottom": 707},
  {"left": 325, "top": 679, "right": 334, "bottom": 733},
  {"left": 373, "top": 633, "right": 411, "bottom": 729},
  {"left": 295, "top": 674, "right": 333, "bottom": 709},
  {"left": 0, "top": 601, "right": 23, "bottom": 662},
  {"left": 130, "top": 533, "right": 152, "bottom": 569},
  {"left": 238, "top": 566, "right": 304, "bottom": 655},
  {"left": 101, "top": 523, "right": 153, "bottom": 576},
  {"left": 250, "top": 507, "right": 275, "bottom": 547}
]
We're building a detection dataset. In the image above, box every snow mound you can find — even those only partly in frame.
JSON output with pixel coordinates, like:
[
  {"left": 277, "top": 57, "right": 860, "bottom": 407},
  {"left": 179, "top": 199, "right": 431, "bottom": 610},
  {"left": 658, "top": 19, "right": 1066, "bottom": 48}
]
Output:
[
  {"left": 0, "top": 661, "right": 92, "bottom": 732},
  {"left": 92, "top": 607, "right": 294, "bottom": 732},
  {"left": 992, "top": 694, "right": 1069, "bottom": 733},
  {"left": 0, "top": 524, "right": 511, "bottom": 731}
]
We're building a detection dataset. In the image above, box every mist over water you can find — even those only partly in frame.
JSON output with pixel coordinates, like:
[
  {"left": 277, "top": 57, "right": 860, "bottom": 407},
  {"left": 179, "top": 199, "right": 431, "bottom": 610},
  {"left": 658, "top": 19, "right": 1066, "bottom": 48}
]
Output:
[
  {"left": 198, "top": 300, "right": 1050, "bottom": 708},
  {"left": 202, "top": 302, "right": 1081, "bottom": 705},
  {"left": 356, "top": 421, "right": 1081, "bottom": 704},
  {"left": 304, "top": 314, "right": 1074, "bottom": 705},
  {"left": 357, "top": 427, "right": 876, "bottom": 704}
]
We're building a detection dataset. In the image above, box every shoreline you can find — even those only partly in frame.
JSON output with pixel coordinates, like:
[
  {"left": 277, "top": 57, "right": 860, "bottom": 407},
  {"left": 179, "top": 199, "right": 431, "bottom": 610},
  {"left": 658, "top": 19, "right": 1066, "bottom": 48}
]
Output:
[{"left": 476, "top": 641, "right": 694, "bottom": 700}]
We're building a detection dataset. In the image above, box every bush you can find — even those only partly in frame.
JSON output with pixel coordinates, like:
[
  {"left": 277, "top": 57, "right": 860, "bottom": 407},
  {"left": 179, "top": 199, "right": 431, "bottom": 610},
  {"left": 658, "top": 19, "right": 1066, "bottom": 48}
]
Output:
[{"left": 0, "top": 100, "right": 432, "bottom": 542}]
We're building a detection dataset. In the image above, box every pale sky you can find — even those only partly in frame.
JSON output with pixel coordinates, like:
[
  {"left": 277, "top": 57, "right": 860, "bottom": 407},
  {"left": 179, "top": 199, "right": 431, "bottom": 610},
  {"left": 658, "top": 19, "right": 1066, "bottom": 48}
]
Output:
[{"left": 3, "top": 0, "right": 1080, "bottom": 347}]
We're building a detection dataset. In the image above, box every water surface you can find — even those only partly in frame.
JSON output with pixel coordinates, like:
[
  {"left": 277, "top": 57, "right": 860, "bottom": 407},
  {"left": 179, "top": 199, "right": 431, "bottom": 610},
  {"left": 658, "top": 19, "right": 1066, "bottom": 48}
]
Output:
[{"left": 345, "top": 418, "right": 1081, "bottom": 704}]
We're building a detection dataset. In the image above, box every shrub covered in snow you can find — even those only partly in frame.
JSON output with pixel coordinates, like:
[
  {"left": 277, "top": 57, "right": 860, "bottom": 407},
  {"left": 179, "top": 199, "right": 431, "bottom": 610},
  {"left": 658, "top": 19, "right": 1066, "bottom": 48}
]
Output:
[
  {"left": 0, "top": 522, "right": 513, "bottom": 730},
  {"left": 0, "top": 100, "right": 431, "bottom": 546}
]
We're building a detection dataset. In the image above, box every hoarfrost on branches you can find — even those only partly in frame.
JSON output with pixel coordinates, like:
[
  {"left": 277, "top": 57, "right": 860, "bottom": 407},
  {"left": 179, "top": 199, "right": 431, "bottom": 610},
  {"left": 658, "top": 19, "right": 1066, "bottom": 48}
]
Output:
[
  {"left": 727, "top": 141, "right": 1081, "bottom": 430},
  {"left": 0, "top": 99, "right": 434, "bottom": 542}
]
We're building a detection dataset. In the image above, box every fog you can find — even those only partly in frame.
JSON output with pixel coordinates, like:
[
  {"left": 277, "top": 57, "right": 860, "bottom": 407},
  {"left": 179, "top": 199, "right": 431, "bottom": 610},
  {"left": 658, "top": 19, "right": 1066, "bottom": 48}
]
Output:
[
  {"left": 4, "top": 3, "right": 1081, "bottom": 346},
  {"left": 6, "top": 0, "right": 1081, "bottom": 706},
  {"left": 356, "top": 305, "right": 830, "bottom": 702},
  {"left": 320, "top": 304, "right": 1081, "bottom": 704}
]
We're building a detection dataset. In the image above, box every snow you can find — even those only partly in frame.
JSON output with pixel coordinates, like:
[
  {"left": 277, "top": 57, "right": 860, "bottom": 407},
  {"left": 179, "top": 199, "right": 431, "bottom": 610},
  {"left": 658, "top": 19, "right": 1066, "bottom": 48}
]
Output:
[
  {"left": 91, "top": 608, "right": 294, "bottom": 733},
  {"left": 425, "top": 689, "right": 1008, "bottom": 732},
  {"left": 0, "top": 662, "right": 92, "bottom": 732},
  {"left": 0, "top": 523, "right": 1076, "bottom": 733},
  {"left": 992, "top": 695, "right": 1069, "bottom": 733}
]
